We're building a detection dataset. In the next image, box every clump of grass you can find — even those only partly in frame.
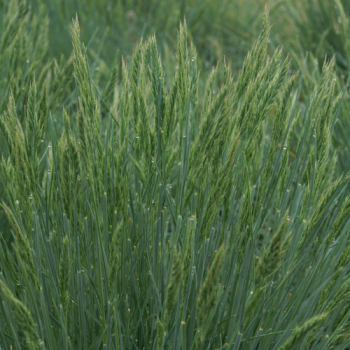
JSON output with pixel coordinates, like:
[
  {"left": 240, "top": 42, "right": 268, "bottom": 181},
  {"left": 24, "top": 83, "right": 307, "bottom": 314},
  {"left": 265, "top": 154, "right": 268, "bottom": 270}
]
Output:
[{"left": 0, "top": 6, "right": 350, "bottom": 350}]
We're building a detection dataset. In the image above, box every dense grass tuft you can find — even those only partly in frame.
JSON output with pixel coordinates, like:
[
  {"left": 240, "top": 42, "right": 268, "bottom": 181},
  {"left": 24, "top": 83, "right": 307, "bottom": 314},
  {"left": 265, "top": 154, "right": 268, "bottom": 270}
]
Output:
[{"left": 1, "top": 2, "right": 350, "bottom": 349}]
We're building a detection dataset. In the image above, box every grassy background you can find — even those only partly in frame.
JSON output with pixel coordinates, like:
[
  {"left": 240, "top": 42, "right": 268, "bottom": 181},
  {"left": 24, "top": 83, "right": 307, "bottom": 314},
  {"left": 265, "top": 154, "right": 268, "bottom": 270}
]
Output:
[{"left": 10, "top": 0, "right": 350, "bottom": 72}]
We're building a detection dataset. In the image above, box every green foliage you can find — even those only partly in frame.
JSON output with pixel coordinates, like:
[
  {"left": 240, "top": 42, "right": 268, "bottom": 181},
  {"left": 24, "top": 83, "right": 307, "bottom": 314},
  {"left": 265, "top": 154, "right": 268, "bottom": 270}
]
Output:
[
  {"left": 1, "top": 2, "right": 350, "bottom": 350},
  {"left": 0, "top": 280, "right": 41, "bottom": 350}
]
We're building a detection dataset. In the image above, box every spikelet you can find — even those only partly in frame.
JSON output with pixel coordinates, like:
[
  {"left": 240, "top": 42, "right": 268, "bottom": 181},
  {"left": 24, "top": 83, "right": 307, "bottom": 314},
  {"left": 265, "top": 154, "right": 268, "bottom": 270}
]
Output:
[
  {"left": 101, "top": 62, "right": 119, "bottom": 116},
  {"left": 328, "top": 315, "right": 350, "bottom": 349},
  {"left": 137, "top": 85, "right": 151, "bottom": 161},
  {"left": 181, "top": 220, "right": 195, "bottom": 312},
  {"left": 157, "top": 320, "right": 165, "bottom": 350},
  {"left": 325, "top": 196, "right": 350, "bottom": 250},
  {"left": 164, "top": 70, "right": 178, "bottom": 142},
  {"left": 277, "top": 313, "right": 328, "bottom": 350},
  {"left": 244, "top": 285, "right": 265, "bottom": 320},
  {"left": 71, "top": 16, "right": 95, "bottom": 119},
  {"left": 196, "top": 244, "right": 225, "bottom": 329},
  {"left": 108, "top": 222, "right": 121, "bottom": 294},
  {"left": 323, "top": 279, "right": 350, "bottom": 313},
  {"left": 146, "top": 35, "right": 165, "bottom": 129},
  {"left": 25, "top": 79, "right": 41, "bottom": 167},
  {"left": 131, "top": 39, "right": 143, "bottom": 127},
  {"left": 59, "top": 235, "right": 71, "bottom": 317},
  {"left": 176, "top": 20, "right": 189, "bottom": 111},
  {"left": 2, "top": 202, "right": 39, "bottom": 293},
  {"left": 0, "top": 157, "right": 15, "bottom": 203},
  {"left": 201, "top": 136, "right": 239, "bottom": 238},
  {"left": 77, "top": 103, "right": 88, "bottom": 165},
  {"left": 0, "top": 280, "right": 40, "bottom": 350},
  {"left": 235, "top": 9, "right": 270, "bottom": 101},
  {"left": 57, "top": 135, "right": 72, "bottom": 217},
  {"left": 51, "top": 56, "right": 74, "bottom": 109},
  {"left": 298, "top": 177, "right": 342, "bottom": 250},
  {"left": 254, "top": 69, "right": 298, "bottom": 209},
  {"left": 38, "top": 80, "right": 49, "bottom": 132},
  {"left": 255, "top": 212, "right": 289, "bottom": 287},
  {"left": 165, "top": 247, "right": 183, "bottom": 320},
  {"left": 0, "top": 113, "right": 12, "bottom": 152}
]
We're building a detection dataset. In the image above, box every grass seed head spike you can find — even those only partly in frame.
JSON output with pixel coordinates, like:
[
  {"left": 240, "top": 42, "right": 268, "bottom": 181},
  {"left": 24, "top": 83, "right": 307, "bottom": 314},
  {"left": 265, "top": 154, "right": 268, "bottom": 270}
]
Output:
[
  {"left": 276, "top": 313, "right": 329, "bottom": 350},
  {"left": 196, "top": 244, "right": 225, "bottom": 330},
  {"left": 2, "top": 202, "right": 39, "bottom": 293},
  {"left": 0, "top": 280, "right": 41, "bottom": 350},
  {"left": 165, "top": 246, "right": 183, "bottom": 321}
]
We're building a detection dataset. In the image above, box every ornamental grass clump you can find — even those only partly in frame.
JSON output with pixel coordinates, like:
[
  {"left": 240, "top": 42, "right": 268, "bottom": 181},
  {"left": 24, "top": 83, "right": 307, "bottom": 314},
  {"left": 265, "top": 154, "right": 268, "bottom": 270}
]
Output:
[{"left": 1, "top": 3, "right": 350, "bottom": 350}]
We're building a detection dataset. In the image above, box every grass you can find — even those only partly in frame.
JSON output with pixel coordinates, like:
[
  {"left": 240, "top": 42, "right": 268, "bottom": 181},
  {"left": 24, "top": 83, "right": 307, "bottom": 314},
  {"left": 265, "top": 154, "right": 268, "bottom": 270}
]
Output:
[{"left": 1, "top": 0, "right": 350, "bottom": 349}]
